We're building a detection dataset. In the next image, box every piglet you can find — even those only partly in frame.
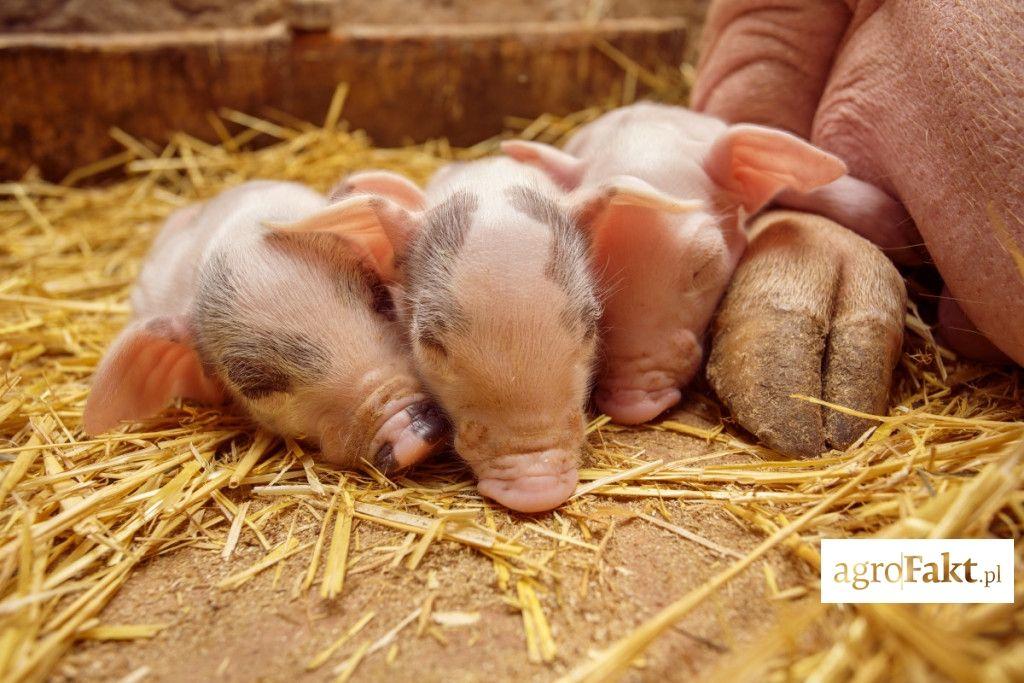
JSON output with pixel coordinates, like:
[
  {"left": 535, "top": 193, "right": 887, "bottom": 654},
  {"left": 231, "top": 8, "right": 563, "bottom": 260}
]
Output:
[
  {"left": 502, "top": 102, "right": 847, "bottom": 424},
  {"left": 274, "top": 160, "right": 618, "bottom": 512},
  {"left": 84, "top": 180, "right": 448, "bottom": 472}
]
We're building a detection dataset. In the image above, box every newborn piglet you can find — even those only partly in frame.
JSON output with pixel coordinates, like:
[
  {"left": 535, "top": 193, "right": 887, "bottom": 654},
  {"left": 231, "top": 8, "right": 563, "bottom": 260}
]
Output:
[
  {"left": 84, "top": 180, "right": 447, "bottom": 472},
  {"left": 279, "top": 160, "right": 604, "bottom": 512},
  {"left": 503, "top": 102, "right": 847, "bottom": 424}
]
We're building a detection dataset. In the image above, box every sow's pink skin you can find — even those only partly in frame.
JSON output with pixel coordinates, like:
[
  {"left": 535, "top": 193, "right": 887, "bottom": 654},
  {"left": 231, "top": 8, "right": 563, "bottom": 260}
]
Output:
[
  {"left": 694, "top": 0, "right": 1024, "bottom": 364},
  {"left": 279, "top": 160, "right": 612, "bottom": 512},
  {"left": 502, "top": 102, "right": 847, "bottom": 424},
  {"left": 84, "top": 180, "right": 448, "bottom": 472}
]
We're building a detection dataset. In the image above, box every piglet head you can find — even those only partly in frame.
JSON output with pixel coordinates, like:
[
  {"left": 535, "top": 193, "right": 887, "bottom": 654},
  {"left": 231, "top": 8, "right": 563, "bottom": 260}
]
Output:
[
  {"left": 84, "top": 195, "right": 447, "bottom": 473},
  {"left": 502, "top": 122, "right": 846, "bottom": 424},
  {"left": 330, "top": 168, "right": 599, "bottom": 512},
  {"left": 409, "top": 182, "right": 599, "bottom": 513},
  {"left": 428, "top": 303, "right": 595, "bottom": 514},
  {"left": 249, "top": 194, "right": 446, "bottom": 471}
]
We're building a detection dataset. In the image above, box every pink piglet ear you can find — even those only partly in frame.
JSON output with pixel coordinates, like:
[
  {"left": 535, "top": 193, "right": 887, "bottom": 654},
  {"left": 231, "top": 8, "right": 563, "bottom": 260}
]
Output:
[
  {"left": 500, "top": 140, "right": 587, "bottom": 190},
  {"left": 704, "top": 124, "right": 848, "bottom": 214},
  {"left": 328, "top": 170, "right": 427, "bottom": 211},
  {"left": 83, "top": 316, "right": 225, "bottom": 436},
  {"left": 266, "top": 195, "right": 421, "bottom": 282}
]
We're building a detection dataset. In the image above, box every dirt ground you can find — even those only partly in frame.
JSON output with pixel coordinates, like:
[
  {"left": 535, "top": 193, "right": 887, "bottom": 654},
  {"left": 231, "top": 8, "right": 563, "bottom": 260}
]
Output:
[
  {"left": 2, "top": 0, "right": 709, "bottom": 32},
  {"left": 52, "top": 408, "right": 815, "bottom": 682}
]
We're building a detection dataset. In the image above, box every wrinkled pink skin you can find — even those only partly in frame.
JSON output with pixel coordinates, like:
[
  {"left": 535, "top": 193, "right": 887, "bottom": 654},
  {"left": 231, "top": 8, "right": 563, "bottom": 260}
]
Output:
[
  {"left": 561, "top": 105, "right": 746, "bottom": 422},
  {"left": 695, "top": 0, "right": 1024, "bottom": 365},
  {"left": 85, "top": 181, "right": 446, "bottom": 471}
]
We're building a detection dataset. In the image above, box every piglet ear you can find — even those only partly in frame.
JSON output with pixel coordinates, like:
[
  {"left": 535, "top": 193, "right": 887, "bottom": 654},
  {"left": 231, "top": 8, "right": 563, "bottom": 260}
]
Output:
[
  {"left": 501, "top": 140, "right": 587, "bottom": 190},
  {"left": 267, "top": 195, "right": 421, "bottom": 282},
  {"left": 83, "top": 316, "right": 224, "bottom": 436},
  {"left": 704, "top": 124, "right": 847, "bottom": 214},
  {"left": 329, "top": 171, "right": 427, "bottom": 211},
  {"left": 568, "top": 175, "right": 703, "bottom": 234}
]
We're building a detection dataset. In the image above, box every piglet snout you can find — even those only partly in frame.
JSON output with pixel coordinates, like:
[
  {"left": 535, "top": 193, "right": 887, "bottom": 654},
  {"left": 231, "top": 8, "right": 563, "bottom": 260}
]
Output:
[
  {"left": 371, "top": 399, "right": 449, "bottom": 473},
  {"left": 594, "top": 385, "right": 682, "bottom": 426},
  {"left": 595, "top": 331, "right": 702, "bottom": 424},
  {"left": 475, "top": 450, "right": 578, "bottom": 513}
]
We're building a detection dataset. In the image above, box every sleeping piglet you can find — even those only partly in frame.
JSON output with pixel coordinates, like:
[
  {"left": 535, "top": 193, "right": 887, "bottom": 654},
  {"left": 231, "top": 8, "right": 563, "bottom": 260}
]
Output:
[
  {"left": 277, "top": 159, "right": 635, "bottom": 512},
  {"left": 84, "top": 180, "right": 448, "bottom": 472},
  {"left": 502, "top": 102, "right": 847, "bottom": 424}
]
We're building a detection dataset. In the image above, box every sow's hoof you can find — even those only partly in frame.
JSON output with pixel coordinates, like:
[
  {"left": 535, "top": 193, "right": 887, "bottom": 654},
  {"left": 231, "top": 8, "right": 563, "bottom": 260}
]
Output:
[{"left": 707, "top": 211, "right": 906, "bottom": 458}]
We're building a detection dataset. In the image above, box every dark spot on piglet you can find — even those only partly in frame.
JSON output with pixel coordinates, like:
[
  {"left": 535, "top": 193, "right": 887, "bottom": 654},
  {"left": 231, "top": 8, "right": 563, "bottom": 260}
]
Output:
[
  {"left": 422, "top": 190, "right": 477, "bottom": 260},
  {"left": 272, "top": 331, "right": 329, "bottom": 376},
  {"left": 218, "top": 331, "right": 329, "bottom": 400},
  {"left": 223, "top": 356, "right": 292, "bottom": 399},
  {"left": 506, "top": 185, "right": 575, "bottom": 235},
  {"left": 405, "top": 190, "right": 477, "bottom": 290},
  {"left": 507, "top": 184, "right": 600, "bottom": 338}
]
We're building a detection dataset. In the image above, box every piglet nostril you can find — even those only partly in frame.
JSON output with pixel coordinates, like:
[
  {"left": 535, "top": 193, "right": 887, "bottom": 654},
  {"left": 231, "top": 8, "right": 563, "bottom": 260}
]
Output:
[
  {"left": 405, "top": 401, "right": 449, "bottom": 444},
  {"left": 374, "top": 443, "right": 397, "bottom": 474}
]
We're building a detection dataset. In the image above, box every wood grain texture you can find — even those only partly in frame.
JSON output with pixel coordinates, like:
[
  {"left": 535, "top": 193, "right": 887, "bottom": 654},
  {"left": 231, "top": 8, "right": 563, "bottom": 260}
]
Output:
[{"left": 0, "top": 19, "right": 688, "bottom": 180}]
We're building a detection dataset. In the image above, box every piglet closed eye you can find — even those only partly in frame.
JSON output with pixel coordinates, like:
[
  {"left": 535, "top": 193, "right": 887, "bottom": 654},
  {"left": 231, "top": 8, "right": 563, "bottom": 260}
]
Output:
[{"left": 85, "top": 180, "right": 448, "bottom": 472}]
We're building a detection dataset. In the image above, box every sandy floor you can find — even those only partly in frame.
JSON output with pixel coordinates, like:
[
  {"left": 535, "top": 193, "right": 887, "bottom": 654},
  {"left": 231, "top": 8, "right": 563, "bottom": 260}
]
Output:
[{"left": 52, "top": 410, "right": 814, "bottom": 682}]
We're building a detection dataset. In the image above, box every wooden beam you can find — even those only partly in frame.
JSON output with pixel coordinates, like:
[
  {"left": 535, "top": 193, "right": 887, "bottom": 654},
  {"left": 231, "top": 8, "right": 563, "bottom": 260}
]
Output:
[{"left": 0, "top": 18, "right": 688, "bottom": 180}]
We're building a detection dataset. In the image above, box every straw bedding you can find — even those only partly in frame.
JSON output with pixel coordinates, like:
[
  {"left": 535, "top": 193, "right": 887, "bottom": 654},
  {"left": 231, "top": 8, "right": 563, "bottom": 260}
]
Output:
[{"left": 0, "top": 78, "right": 1022, "bottom": 682}]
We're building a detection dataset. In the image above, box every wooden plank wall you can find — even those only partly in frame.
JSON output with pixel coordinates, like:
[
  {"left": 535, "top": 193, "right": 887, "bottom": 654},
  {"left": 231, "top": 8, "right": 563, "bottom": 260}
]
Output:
[{"left": 0, "top": 19, "right": 689, "bottom": 180}]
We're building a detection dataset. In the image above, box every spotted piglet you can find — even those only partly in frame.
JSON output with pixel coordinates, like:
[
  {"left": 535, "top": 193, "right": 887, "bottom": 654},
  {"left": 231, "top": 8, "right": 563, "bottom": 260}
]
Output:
[
  {"left": 503, "top": 102, "right": 847, "bottom": 424},
  {"left": 279, "top": 159, "right": 666, "bottom": 512},
  {"left": 84, "top": 180, "right": 448, "bottom": 472}
]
